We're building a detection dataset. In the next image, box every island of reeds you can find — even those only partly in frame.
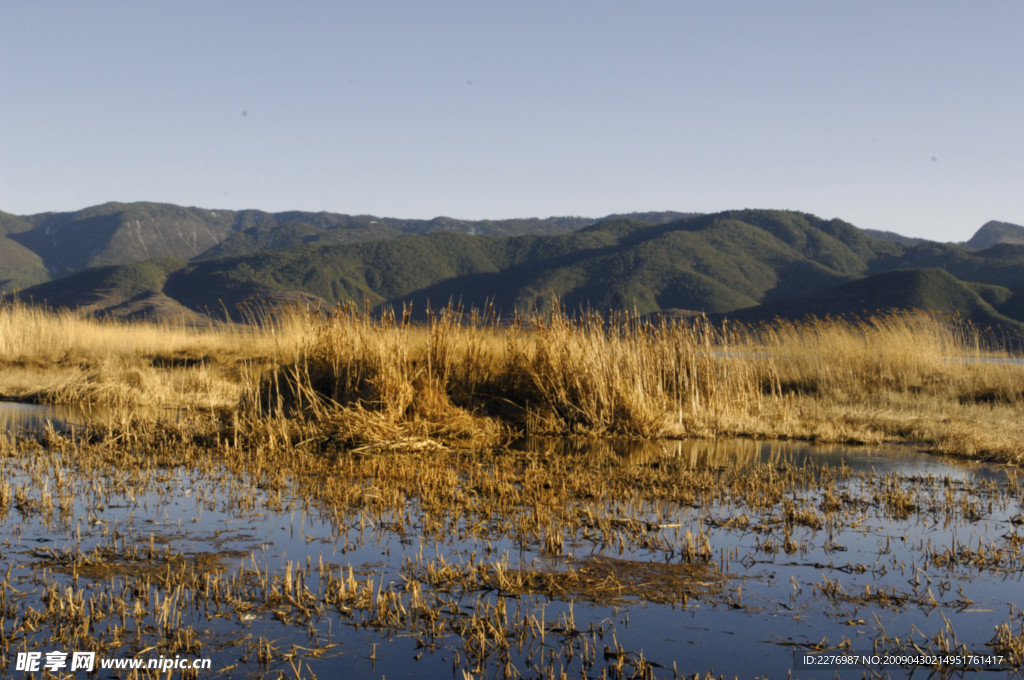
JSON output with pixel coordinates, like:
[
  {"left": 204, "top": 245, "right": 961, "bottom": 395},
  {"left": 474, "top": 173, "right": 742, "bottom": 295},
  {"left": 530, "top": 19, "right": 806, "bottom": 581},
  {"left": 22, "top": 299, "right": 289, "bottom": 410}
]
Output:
[{"left": 2, "top": 299, "right": 1021, "bottom": 462}]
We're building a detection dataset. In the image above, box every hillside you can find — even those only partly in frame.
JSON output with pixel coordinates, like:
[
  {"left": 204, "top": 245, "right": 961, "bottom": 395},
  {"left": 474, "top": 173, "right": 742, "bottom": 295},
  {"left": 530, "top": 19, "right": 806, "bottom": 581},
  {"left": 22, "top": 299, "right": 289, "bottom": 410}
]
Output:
[
  {"left": 964, "top": 220, "right": 1024, "bottom": 250},
  {"left": 9, "top": 203, "right": 236, "bottom": 277},
  {"left": 391, "top": 211, "right": 899, "bottom": 315},
  {"left": 862, "top": 229, "right": 929, "bottom": 246},
  {"left": 0, "top": 211, "right": 50, "bottom": 291},
  {"left": 3, "top": 201, "right": 692, "bottom": 291},
  {"left": 8, "top": 204, "right": 1024, "bottom": 333},
  {"left": 882, "top": 242, "right": 1024, "bottom": 289},
  {"left": 11, "top": 209, "right": 907, "bottom": 320},
  {"left": 725, "top": 268, "right": 1024, "bottom": 332},
  {"left": 0, "top": 237, "right": 49, "bottom": 292}
]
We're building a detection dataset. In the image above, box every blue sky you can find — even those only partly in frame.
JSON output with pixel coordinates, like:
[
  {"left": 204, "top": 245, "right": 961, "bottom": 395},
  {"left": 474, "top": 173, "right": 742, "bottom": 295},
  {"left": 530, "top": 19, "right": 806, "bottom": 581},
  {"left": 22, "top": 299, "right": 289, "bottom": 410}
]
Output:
[{"left": 2, "top": 2, "right": 1021, "bottom": 241}]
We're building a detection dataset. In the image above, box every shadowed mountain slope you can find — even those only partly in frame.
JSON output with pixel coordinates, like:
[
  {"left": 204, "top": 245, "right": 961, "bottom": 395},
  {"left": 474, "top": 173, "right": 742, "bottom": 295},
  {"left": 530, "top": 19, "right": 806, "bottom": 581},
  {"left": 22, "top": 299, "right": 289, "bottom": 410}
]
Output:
[
  {"left": 724, "top": 268, "right": 1024, "bottom": 332},
  {"left": 0, "top": 211, "right": 50, "bottom": 291}
]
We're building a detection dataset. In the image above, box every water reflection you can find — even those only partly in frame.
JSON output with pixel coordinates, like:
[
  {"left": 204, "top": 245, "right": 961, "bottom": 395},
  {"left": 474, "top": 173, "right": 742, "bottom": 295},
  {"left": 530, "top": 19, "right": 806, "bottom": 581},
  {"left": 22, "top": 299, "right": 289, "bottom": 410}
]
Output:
[
  {"left": 0, "top": 401, "right": 181, "bottom": 434},
  {"left": 0, "top": 401, "right": 94, "bottom": 433},
  {"left": 513, "top": 435, "right": 1012, "bottom": 481}
]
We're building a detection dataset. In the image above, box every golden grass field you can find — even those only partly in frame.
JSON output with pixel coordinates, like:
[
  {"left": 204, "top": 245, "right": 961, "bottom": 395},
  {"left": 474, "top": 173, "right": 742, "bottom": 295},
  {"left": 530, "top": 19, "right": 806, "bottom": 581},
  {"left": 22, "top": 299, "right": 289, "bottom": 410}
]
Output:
[{"left": 1, "top": 299, "right": 1022, "bottom": 462}]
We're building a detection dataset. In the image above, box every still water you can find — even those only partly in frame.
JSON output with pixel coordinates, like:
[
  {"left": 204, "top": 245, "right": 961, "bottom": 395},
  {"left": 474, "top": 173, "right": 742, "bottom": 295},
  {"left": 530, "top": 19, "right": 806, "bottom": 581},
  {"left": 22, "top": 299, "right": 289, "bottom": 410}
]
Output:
[{"left": 1, "top": 402, "right": 1022, "bottom": 679}]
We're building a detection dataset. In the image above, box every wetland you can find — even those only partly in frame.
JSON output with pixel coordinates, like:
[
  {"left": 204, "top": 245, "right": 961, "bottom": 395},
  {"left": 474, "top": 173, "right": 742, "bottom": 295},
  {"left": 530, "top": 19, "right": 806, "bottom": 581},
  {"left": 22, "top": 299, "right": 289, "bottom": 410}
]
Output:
[{"left": 2, "top": 301, "right": 1024, "bottom": 678}]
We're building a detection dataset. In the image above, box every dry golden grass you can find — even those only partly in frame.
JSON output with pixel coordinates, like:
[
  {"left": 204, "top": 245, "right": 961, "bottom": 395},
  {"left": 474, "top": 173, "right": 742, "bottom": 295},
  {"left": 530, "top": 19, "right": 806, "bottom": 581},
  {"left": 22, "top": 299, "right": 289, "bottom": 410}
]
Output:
[
  {"left": 0, "top": 299, "right": 306, "bottom": 412},
  {"left": 741, "top": 314, "right": 1024, "bottom": 459},
  {"left": 2, "top": 299, "right": 1023, "bottom": 461}
]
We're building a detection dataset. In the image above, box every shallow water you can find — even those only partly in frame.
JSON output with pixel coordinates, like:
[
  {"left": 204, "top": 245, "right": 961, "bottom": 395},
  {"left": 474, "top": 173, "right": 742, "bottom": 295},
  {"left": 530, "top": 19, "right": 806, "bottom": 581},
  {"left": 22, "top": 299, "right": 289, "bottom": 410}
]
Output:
[
  {"left": 0, "top": 401, "right": 179, "bottom": 433},
  {"left": 0, "top": 401, "right": 95, "bottom": 432},
  {"left": 2, "top": 406, "right": 1023, "bottom": 679}
]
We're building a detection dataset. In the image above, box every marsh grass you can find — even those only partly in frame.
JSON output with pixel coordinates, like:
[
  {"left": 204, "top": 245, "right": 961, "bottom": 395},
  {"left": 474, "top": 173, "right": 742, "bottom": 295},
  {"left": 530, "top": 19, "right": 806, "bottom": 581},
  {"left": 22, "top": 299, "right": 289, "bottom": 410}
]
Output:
[
  {"left": 255, "top": 303, "right": 781, "bottom": 445},
  {"left": 3, "top": 300, "right": 1024, "bottom": 460},
  {"left": 752, "top": 313, "right": 1000, "bottom": 399},
  {"left": 3, "top": 393, "right": 1022, "bottom": 678},
  {"left": 742, "top": 314, "right": 1024, "bottom": 458},
  {"left": 0, "top": 299, "right": 304, "bottom": 413},
  {"left": 251, "top": 304, "right": 1024, "bottom": 460}
]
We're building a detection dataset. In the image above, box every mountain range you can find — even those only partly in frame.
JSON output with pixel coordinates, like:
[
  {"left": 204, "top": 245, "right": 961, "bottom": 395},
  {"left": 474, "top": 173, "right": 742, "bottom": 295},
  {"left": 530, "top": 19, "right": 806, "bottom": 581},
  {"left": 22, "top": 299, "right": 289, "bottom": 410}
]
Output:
[{"left": 3, "top": 202, "right": 1024, "bottom": 333}]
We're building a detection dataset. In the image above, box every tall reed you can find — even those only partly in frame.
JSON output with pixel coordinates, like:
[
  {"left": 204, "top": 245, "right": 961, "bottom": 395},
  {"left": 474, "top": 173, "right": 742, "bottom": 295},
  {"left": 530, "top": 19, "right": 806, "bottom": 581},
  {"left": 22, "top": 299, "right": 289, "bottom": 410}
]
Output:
[
  {"left": 3, "top": 299, "right": 1022, "bottom": 460},
  {"left": 506, "top": 308, "right": 777, "bottom": 436},
  {"left": 748, "top": 312, "right": 1019, "bottom": 402},
  {"left": 257, "top": 304, "right": 782, "bottom": 438},
  {"left": 0, "top": 299, "right": 302, "bottom": 410}
]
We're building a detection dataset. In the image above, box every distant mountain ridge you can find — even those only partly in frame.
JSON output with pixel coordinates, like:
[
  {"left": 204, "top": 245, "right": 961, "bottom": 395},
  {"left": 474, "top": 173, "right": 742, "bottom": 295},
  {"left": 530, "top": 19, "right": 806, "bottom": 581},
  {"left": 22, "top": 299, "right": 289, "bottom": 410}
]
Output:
[
  {"left": 862, "top": 229, "right": 929, "bottom": 246},
  {"left": 4, "top": 202, "right": 654, "bottom": 281},
  {"left": 4, "top": 203, "right": 1024, "bottom": 335},
  {"left": 964, "top": 220, "right": 1024, "bottom": 250},
  {"left": 0, "top": 202, "right": 703, "bottom": 293}
]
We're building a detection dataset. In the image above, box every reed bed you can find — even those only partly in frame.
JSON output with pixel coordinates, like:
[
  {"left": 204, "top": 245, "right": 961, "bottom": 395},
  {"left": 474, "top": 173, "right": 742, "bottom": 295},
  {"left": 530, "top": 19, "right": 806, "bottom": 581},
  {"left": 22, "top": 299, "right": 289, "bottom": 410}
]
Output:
[
  {"left": 2, "top": 300, "right": 1023, "bottom": 461},
  {"left": 751, "top": 313, "right": 989, "bottom": 399},
  {"left": 251, "top": 304, "right": 1024, "bottom": 461},
  {"left": 0, "top": 299, "right": 306, "bottom": 412}
]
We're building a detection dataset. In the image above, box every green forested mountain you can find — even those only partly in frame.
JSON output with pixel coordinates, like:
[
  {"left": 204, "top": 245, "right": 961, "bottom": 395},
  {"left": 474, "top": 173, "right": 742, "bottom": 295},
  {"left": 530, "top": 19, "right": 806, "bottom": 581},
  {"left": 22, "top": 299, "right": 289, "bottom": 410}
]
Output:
[
  {"left": 0, "top": 211, "right": 50, "bottom": 291},
  {"left": 0, "top": 237, "right": 48, "bottom": 292},
  {"left": 116, "top": 210, "right": 889, "bottom": 318},
  {"left": 3, "top": 201, "right": 692, "bottom": 284},
  {"left": 881, "top": 242, "right": 1024, "bottom": 289},
  {"left": 6, "top": 204, "right": 1024, "bottom": 331},
  {"left": 862, "top": 229, "right": 930, "bottom": 246}
]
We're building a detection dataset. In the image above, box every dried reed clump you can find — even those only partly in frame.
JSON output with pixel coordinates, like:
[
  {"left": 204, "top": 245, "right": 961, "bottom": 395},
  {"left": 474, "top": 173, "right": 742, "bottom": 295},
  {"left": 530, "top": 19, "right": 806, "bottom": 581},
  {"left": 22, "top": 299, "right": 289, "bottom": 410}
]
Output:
[
  {"left": 743, "top": 311, "right": 1024, "bottom": 459},
  {"left": 508, "top": 308, "right": 779, "bottom": 436},
  {"left": 990, "top": 609, "right": 1024, "bottom": 665},
  {"left": 251, "top": 303, "right": 784, "bottom": 444},
  {"left": 251, "top": 304, "right": 504, "bottom": 445}
]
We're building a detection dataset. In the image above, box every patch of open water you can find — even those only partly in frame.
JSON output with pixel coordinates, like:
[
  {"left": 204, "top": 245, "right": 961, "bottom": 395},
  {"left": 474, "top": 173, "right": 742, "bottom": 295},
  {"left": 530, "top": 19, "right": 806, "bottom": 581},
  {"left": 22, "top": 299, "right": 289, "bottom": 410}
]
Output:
[{"left": 1, "top": 403, "right": 1022, "bottom": 678}]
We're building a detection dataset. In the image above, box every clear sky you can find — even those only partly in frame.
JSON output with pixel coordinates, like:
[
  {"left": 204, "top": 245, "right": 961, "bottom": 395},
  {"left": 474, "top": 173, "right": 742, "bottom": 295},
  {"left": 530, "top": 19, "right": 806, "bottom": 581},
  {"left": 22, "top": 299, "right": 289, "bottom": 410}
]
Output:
[{"left": 2, "top": 1, "right": 1021, "bottom": 241}]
